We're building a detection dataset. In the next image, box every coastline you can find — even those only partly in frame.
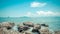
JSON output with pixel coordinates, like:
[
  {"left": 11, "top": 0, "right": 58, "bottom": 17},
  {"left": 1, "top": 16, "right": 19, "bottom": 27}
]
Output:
[{"left": 0, "top": 22, "right": 60, "bottom": 34}]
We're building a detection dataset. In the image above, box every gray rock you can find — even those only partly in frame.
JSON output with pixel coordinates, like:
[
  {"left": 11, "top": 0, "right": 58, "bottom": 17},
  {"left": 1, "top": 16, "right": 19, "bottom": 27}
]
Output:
[
  {"left": 0, "top": 28, "right": 4, "bottom": 34},
  {"left": 1, "top": 22, "right": 15, "bottom": 30},
  {"left": 23, "top": 22, "right": 34, "bottom": 27},
  {"left": 55, "top": 31, "right": 60, "bottom": 34},
  {"left": 32, "top": 24, "right": 41, "bottom": 34},
  {"left": 41, "top": 24, "right": 49, "bottom": 27},
  {"left": 39, "top": 28, "right": 52, "bottom": 34},
  {"left": 4, "top": 30, "right": 21, "bottom": 34},
  {"left": 25, "top": 31, "right": 32, "bottom": 34},
  {"left": 18, "top": 25, "right": 30, "bottom": 32},
  {"left": 33, "top": 24, "right": 41, "bottom": 29}
]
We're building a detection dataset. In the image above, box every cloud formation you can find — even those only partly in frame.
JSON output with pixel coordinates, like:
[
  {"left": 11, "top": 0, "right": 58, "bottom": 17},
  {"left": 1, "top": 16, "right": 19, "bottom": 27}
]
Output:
[
  {"left": 37, "top": 11, "right": 55, "bottom": 16},
  {"left": 30, "top": 2, "right": 47, "bottom": 8},
  {"left": 25, "top": 11, "right": 60, "bottom": 17}
]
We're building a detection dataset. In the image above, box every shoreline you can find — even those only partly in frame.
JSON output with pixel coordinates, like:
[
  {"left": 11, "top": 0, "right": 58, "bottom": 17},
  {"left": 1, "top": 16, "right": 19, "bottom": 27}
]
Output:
[{"left": 0, "top": 22, "right": 60, "bottom": 34}]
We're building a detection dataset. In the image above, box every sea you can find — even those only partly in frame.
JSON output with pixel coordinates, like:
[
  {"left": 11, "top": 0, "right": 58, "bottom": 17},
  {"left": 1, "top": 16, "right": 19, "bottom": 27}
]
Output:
[{"left": 0, "top": 16, "right": 60, "bottom": 31}]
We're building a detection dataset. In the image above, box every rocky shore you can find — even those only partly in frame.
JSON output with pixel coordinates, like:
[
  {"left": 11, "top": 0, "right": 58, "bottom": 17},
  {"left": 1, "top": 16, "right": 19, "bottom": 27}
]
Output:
[{"left": 0, "top": 22, "right": 60, "bottom": 34}]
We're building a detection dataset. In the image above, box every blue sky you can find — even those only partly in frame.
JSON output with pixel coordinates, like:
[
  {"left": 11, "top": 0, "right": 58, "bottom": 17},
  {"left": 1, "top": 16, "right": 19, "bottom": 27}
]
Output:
[{"left": 0, "top": 0, "right": 60, "bottom": 17}]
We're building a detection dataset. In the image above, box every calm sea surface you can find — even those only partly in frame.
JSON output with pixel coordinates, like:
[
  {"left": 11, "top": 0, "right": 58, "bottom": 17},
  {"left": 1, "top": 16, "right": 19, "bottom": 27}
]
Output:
[{"left": 0, "top": 17, "right": 60, "bottom": 31}]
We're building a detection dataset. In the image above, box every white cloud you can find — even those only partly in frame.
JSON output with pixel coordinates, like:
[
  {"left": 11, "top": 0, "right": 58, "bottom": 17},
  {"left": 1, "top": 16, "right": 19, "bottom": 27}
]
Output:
[
  {"left": 25, "top": 11, "right": 60, "bottom": 17},
  {"left": 30, "top": 2, "right": 47, "bottom": 7},
  {"left": 37, "top": 11, "right": 55, "bottom": 16}
]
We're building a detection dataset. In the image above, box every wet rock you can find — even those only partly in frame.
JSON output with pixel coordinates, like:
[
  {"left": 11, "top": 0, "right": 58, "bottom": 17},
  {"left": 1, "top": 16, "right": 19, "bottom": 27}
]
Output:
[
  {"left": 23, "top": 22, "right": 34, "bottom": 27},
  {"left": 23, "top": 26, "right": 30, "bottom": 31},
  {"left": 32, "top": 29, "right": 40, "bottom": 34},
  {"left": 41, "top": 24, "right": 48, "bottom": 27},
  {"left": 18, "top": 25, "right": 24, "bottom": 32},
  {"left": 18, "top": 25, "right": 30, "bottom": 32},
  {"left": 28, "top": 24, "right": 41, "bottom": 34},
  {"left": 32, "top": 24, "right": 41, "bottom": 34},
  {"left": 32, "top": 29, "right": 39, "bottom": 32}
]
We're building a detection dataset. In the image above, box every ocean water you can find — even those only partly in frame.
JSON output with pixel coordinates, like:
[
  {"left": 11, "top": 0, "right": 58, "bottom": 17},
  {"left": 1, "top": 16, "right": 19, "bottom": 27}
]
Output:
[{"left": 0, "top": 17, "right": 60, "bottom": 31}]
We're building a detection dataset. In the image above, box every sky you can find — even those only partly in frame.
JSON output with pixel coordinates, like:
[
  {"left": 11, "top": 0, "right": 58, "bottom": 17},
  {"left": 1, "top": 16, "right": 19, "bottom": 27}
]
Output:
[{"left": 0, "top": 0, "right": 60, "bottom": 17}]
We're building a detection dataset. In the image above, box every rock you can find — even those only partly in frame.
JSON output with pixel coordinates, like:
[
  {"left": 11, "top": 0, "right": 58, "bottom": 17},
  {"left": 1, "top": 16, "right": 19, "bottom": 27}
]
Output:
[
  {"left": 27, "top": 27, "right": 33, "bottom": 32},
  {"left": 25, "top": 31, "right": 32, "bottom": 34},
  {"left": 32, "top": 24, "right": 41, "bottom": 34},
  {"left": 1, "top": 22, "right": 15, "bottom": 30},
  {"left": 18, "top": 25, "right": 30, "bottom": 32},
  {"left": 0, "top": 22, "right": 56, "bottom": 34},
  {"left": 0, "top": 28, "right": 4, "bottom": 34},
  {"left": 39, "top": 28, "right": 52, "bottom": 34},
  {"left": 0, "top": 23, "right": 1, "bottom": 28},
  {"left": 40, "top": 28, "right": 49, "bottom": 32},
  {"left": 23, "top": 22, "right": 34, "bottom": 27},
  {"left": 0, "top": 27, "right": 8, "bottom": 34},
  {"left": 1, "top": 27, "right": 21, "bottom": 34},
  {"left": 41, "top": 24, "right": 48, "bottom": 27},
  {"left": 55, "top": 31, "right": 60, "bottom": 34},
  {"left": 32, "top": 29, "right": 40, "bottom": 34},
  {"left": 0, "top": 31, "right": 3, "bottom": 34},
  {"left": 18, "top": 26, "right": 24, "bottom": 32},
  {"left": 31, "top": 24, "right": 41, "bottom": 34},
  {"left": 33, "top": 24, "right": 41, "bottom": 29},
  {"left": 32, "top": 29, "right": 39, "bottom": 32},
  {"left": 4, "top": 30, "right": 21, "bottom": 34},
  {"left": 23, "top": 26, "right": 30, "bottom": 31}
]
